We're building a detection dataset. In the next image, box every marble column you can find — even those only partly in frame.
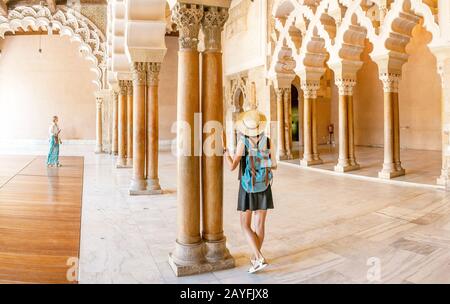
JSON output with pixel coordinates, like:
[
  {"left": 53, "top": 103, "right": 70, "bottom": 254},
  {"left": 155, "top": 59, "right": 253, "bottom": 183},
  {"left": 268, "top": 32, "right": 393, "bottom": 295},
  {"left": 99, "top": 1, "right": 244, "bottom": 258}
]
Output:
[
  {"left": 334, "top": 78, "right": 360, "bottom": 172},
  {"left": 117, "top": 81, "right": 128, "bottom": 168},
  {"left": 95, "top": 96, "right": 103, "bottom": 154},
  {"left": 300, "top": 81, "right": 323, "bottom": 166},
  {"left": 126, "top": 80, "right": 134, "bottom": 168},
  {"left": 112, "top": 91, "right": 119, "bottom": 155},
  {"left": 130, "top": 63, "right": 148, "bottom": 194},
  {"left": 378, "top": 73, "right": 405, "bottom": 179},
  {"left": 169, "top": 3, "right": 205, "bottom": 277},
  {"left": 201, "top": 5, "right": 233, "bottom": 268},
  {"left": 437, "top": 60, "right": 450, "bottom": 187},
  {"left": 283, "top": 87, "right": 293, "bottom": 159},
  {"left": 146, "top": 63, "right": 163, "bottom": 194},
  {"left": 276, "top": 88, "right": 287, "bottom": 160}
]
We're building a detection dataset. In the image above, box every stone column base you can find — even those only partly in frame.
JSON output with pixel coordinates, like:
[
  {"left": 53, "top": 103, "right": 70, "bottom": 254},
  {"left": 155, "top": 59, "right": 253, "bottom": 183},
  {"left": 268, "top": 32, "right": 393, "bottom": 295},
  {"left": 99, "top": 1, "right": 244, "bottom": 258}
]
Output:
[
  {"left": 129, "top": 188, "right": 164, "bottom": 196},
  {"left": 278, "top": 155, "right": 288, "bottom": 161},
  {"left": 378, "top": 166, "right": 405, "bottom": 179},
  {"left": 300, "top": 158, "right": 324, "bottom": 167},
  {"left": 437, "top": 170, "right": 450, "bottom": 188},
  {"left": 116, "top": 159, "right": 132, "bottom": 169},
  {"left": 334, "top": 162, "right": 360, "bottom": 173},
  {"left": 95, "top": 147, "right": 103, "bottom": 154},
  {"left": 129, "top": 179, "right": 147, "bottom": 195},
  {"left": 169, "top": 240, "right": 235, "bottom": 277},
  {"left": 126, "top": 158, "right": 133, "bottom": 167}
]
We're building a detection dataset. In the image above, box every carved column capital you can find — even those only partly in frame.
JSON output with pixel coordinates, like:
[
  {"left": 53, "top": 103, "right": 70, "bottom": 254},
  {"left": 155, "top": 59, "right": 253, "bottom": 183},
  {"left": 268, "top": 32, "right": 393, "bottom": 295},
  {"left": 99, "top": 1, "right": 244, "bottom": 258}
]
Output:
[
  {"left": 132, "top": 62, "right": 147, "bottom": 86},
  {"left": 202, "top": 6, "right": 229, "bottom": 52},
  {"left": 379, "top": 73, "right": 400, "bottom": 93},
  {"left": 126, "top": 80, "right": 133, "bottom": 96},
  {"left": 275, "top": 88, "right": 285, "bottom": 100},
  {"left": 119, "top": 80, "right": 128, "bottom": 95},
  {"left": 172, "top": 3, "right": 204, "bottom": 51},
  {"left": 96, "top": 96, "right": 103, "bottom": 109},
  {"left": 335, "top": 78, "right": 356, "bottom": 96},
  {"left": 301, "top": 81, "right": 320, "bottom": 99},
  {"left": 146, "top": 62, "right": 162, "bottom": 86}
]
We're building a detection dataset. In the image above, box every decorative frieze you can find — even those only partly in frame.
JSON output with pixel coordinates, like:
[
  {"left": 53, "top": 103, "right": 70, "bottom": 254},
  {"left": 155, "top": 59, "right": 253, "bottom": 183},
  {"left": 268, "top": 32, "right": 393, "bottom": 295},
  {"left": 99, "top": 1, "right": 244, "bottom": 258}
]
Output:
[{"left": 171, "top": 3, "right": 204, "bottom": 50}]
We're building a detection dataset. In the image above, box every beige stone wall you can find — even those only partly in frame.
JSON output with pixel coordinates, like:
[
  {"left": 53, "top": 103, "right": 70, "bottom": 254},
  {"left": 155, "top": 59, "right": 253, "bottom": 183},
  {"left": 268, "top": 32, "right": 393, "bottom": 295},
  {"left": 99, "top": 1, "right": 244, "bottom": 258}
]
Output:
[
  {"left": 0, "top": 35, "right": 98, "bottom": 140},
  {"left": 158, "top": 36, "right": 178, "bottom": 141},
  {"left": 353, "top": 25, "right": 442, "bottom": 151}
]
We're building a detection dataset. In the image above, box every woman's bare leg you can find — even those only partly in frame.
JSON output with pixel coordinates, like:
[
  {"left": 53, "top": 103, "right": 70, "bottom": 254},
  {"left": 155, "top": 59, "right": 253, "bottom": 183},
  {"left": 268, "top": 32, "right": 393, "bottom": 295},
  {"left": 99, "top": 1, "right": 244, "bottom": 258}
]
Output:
[
  {"left": 253, "top": 210, "right": 267, "bottom": 252},
  {"left": 240, "top": 211, "right": 263, "bottom": 260}
]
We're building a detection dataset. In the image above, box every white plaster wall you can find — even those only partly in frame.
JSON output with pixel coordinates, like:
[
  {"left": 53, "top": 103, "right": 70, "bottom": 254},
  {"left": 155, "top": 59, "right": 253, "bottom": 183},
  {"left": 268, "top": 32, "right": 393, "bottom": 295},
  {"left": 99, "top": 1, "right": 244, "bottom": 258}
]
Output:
[{"left": 0, "top": 35, "right": 98, "bottom": 140}]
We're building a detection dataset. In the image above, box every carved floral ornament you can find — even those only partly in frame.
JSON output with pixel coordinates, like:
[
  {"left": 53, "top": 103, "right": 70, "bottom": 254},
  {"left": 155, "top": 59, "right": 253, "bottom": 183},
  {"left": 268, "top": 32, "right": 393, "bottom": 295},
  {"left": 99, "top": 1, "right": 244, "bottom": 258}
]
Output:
[
  {"left": 268, "top": 0, "right": 444, "bottom": 84},
  {"left": 0, "top": 5, "right": 107, "bottom": 89}
]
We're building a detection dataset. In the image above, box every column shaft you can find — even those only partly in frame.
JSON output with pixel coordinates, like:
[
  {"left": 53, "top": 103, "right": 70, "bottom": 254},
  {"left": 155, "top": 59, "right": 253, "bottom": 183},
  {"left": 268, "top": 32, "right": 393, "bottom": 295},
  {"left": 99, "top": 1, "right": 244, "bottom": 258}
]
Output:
[
  {"left": 437, "top": 61, "right": 449, "bottom": 187},
  {"left": 117, "top": 82, "right": 128, "bottom": 167},
  {"left": 147, "top": 63, "right": 163, "bottom": 193},
  {"left": 312, "top": 98, "right": 320, "bottom": 161},
  {"left": 130, "top": 63, "right": 147, "bottom": 193},
  {"left": 95, "top": 97, "right": 103, "bottom": 154},
  {"left": 126, "top": 81, "right": 134, "bottom": 167},
  {"left": 283, "top": 88, "right": 292, "bottom": 159},
  {"left": 301, "top": 96, "right": 313, "bottom": 163},
  {"left": 334, "top": 79, "right": 359, "bottom": 172},
  {"left": 379, "top": 74, "right": 405, "bottom": 179},
  {"left": 276, "top": 89, "right": 286, "bottom": 159},
  {"left": 112, "top": 92, "right": 119, "bottom": 155}
]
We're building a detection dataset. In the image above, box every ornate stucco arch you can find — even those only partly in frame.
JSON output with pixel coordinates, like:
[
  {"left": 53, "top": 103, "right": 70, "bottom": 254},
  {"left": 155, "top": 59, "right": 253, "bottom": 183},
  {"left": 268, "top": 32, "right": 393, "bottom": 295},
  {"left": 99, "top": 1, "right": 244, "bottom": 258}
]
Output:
[
  {"left": 269, "top": 0, "right": 444, "bottom": 80},
  {"left": 0, "top": 5, "right": 107, "bottom": 89}
]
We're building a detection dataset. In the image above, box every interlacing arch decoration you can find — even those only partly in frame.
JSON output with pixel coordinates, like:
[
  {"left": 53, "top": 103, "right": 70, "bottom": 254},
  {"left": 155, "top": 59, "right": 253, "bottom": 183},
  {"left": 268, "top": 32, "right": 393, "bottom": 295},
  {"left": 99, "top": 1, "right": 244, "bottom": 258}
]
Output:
[
  {"left": 268, "top": 0, "right": 444, "bottom": 81},
  {"left": 0, "top": 5, "right": 107, "bottom": 89}
]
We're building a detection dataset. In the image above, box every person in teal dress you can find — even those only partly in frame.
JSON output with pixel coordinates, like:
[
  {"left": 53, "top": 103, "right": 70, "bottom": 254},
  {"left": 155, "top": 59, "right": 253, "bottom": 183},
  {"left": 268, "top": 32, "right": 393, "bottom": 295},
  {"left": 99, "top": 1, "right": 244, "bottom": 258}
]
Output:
[{"left": 47, "top": 116, "right": 62, "bottom": 167}]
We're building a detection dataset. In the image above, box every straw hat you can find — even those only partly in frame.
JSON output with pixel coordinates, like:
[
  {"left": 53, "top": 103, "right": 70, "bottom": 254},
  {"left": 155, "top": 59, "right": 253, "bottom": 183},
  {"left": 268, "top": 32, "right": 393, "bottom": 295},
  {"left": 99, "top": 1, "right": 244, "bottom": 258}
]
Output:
[{"left": 235, "top": 109, "right": 267, "bottom": 137}]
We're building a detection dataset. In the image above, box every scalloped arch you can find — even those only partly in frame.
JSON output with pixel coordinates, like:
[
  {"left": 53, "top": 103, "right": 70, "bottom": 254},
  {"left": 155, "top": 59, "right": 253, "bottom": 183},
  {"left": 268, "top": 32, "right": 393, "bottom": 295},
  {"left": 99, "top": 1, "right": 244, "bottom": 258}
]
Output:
[
  {"left": 269, "top": 0, "right": 444, "bottom": 79},
  {"left": 0, "top": 5, "right": 107, "bottom": 89}
]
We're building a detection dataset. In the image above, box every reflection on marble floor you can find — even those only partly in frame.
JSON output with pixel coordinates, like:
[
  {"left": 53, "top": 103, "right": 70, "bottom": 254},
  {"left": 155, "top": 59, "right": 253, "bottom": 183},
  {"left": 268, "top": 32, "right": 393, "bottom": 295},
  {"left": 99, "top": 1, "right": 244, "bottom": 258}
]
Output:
[
  {"left": 285, "top": 145, "right": 442, "bottom": 187},
  {"left": 2, "top": 144, "right": 450, "bottom": 283}
]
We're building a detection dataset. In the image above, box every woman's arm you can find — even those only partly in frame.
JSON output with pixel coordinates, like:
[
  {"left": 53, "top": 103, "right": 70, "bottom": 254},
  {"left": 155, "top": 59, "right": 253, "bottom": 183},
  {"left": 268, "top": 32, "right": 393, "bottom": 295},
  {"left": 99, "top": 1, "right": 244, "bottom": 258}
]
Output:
[{"left": 224, "top": 141, "right": 245, "bottom": 171}]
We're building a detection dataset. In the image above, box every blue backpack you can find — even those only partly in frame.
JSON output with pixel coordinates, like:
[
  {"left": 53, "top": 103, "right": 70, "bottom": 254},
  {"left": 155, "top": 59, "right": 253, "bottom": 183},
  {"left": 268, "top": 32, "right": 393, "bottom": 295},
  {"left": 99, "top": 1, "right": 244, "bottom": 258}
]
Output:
[{"left": 241, "top": 135, "right": 273, "bottom": 193}]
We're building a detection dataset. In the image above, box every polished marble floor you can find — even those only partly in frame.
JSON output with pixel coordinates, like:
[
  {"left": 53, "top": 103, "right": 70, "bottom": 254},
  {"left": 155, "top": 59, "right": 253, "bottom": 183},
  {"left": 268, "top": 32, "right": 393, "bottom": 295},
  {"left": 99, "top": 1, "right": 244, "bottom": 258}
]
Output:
[
  {"left": 2, "top": 143, "right": 450, "bottom": 283},
  {"left": 285, "top": 145, "right": 442, "bottom": 188}
]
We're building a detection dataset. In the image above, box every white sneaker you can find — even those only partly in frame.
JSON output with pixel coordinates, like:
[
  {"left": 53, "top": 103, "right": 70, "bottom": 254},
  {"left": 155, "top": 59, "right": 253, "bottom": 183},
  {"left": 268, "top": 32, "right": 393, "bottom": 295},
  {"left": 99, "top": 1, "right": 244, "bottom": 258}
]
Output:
[{"left": 248, "top": 258, "right": 268, "bottom": 274}]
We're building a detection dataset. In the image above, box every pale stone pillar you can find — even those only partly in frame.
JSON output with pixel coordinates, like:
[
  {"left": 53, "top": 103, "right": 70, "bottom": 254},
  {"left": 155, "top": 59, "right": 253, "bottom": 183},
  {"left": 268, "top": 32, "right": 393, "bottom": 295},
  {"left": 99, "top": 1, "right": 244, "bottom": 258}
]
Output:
[
  {"left": 95, "top": 96, "right": 103, "bottom": 154},
  {"left": 378, "top": 73, "right": 405, "bottom": 179},
  {"left": 112, "top": 91, "right": 119, "bottom": 155},
  {"left": 283, "top": 87, "right": 293, "bottom": 159},
  {"left": 126, "top": 80, "right": 134, "bottom": 167},
  {"left": 201, "top": 6, "right": 233, "bottom": 268},
  {"left": 146, "top": 63, "right": 163, "bottom": 194},
  {"left": 117, "top": 81, "right": 128, "bottom": 167},
  {"left": 334, "top": 79, "right": 359, "bottom": 172},
  {"left": 300, "top": 81, "right": 323, "bottom": 166},
  {"left": 312, "top": 97, "right": 322, "bottom": 163},
  {"left": 169, "top": 3, "right": 205, "bottom": 276},
  {"left": 130, "top": 63, "right": 148, "bottom": 193},
  {"left": 276, "top": 88, "right": 287, "bottom": 159},
  {"left": 437, "top": 59, "right": 450, "bottom": 187}
]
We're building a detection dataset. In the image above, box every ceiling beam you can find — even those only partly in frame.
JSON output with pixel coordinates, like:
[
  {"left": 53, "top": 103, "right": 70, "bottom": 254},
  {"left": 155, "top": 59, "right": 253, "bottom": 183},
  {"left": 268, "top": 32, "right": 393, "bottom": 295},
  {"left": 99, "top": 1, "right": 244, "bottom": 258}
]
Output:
[
  {"left": 0, "top": 0, "right": 8, "bottom": 17},
  {"left": 46, "top": 0, "right": 56, "bottom": 13}
]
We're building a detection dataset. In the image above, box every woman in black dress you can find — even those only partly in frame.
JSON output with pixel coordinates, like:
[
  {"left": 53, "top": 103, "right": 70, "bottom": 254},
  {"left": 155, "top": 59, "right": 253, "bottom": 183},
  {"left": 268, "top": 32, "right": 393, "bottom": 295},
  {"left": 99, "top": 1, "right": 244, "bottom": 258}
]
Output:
[{"left": 224, "top": 109, "right": 276, "bottom": 274}]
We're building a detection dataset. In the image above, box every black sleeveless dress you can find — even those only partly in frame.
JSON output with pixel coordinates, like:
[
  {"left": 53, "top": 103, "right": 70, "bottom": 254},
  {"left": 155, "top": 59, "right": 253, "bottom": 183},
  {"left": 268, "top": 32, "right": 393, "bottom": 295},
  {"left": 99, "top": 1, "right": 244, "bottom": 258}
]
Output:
[{"left": 237, "top": 135, "right": 274, "bottom": 212}]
